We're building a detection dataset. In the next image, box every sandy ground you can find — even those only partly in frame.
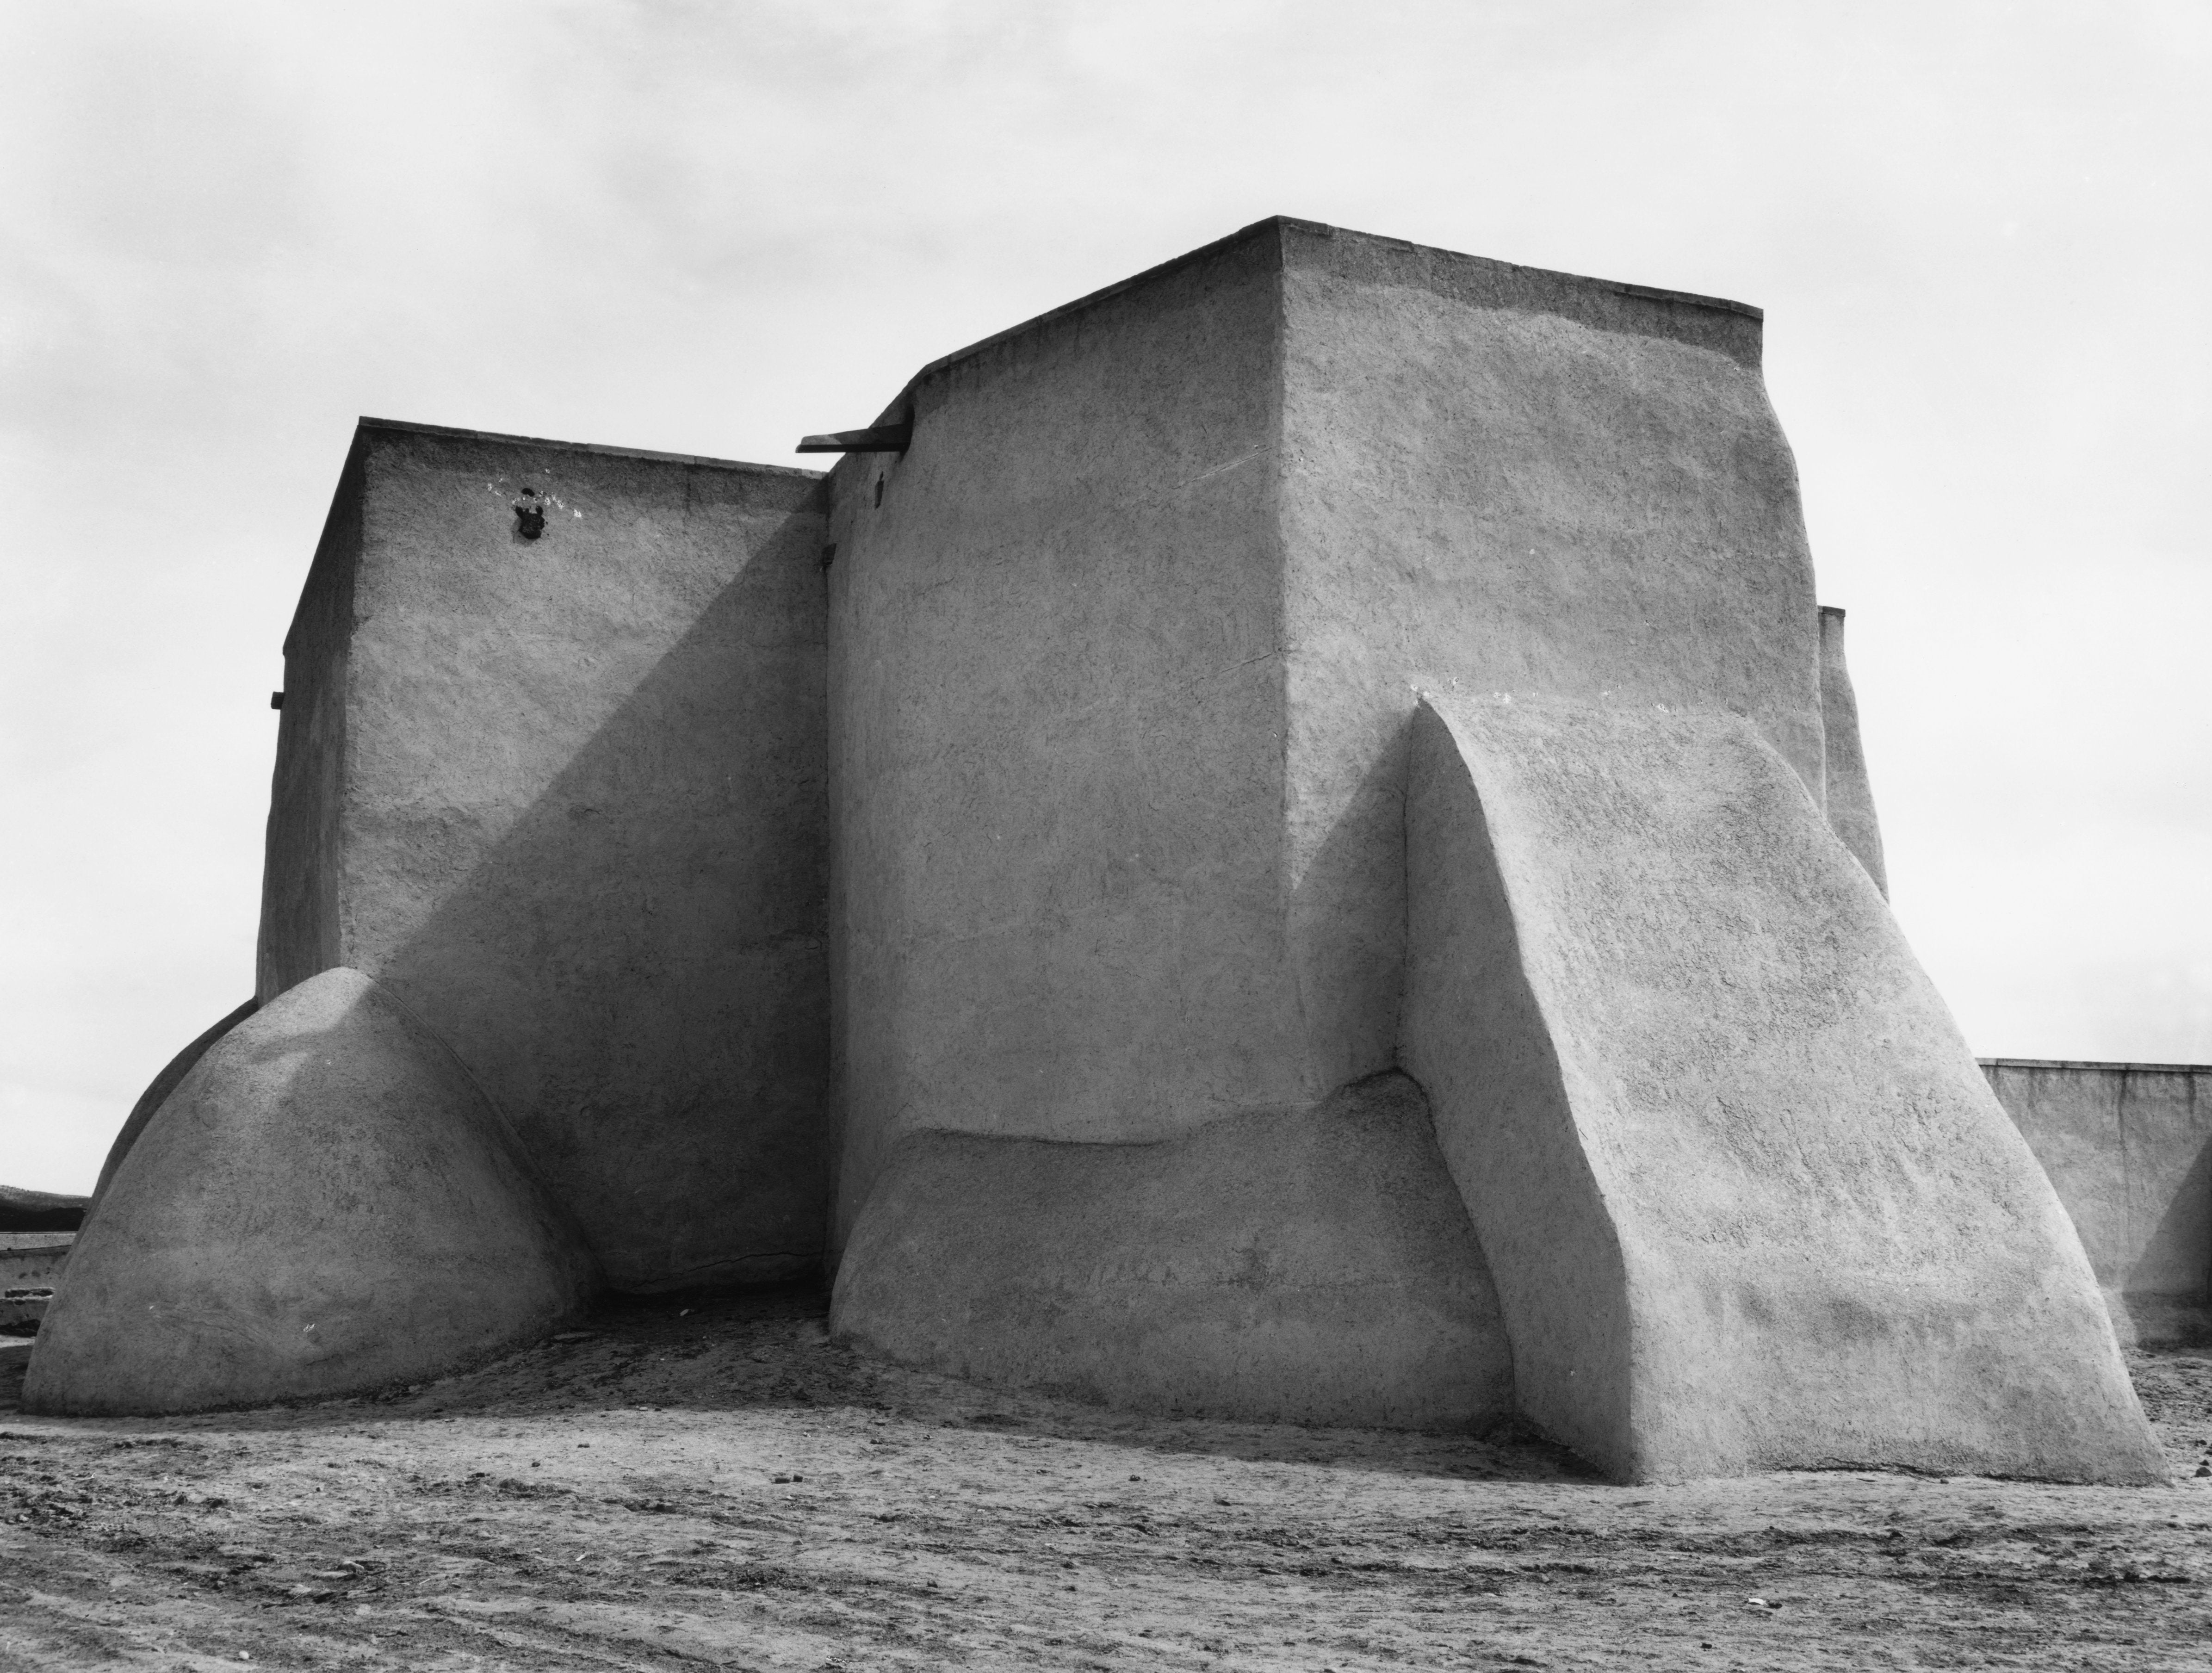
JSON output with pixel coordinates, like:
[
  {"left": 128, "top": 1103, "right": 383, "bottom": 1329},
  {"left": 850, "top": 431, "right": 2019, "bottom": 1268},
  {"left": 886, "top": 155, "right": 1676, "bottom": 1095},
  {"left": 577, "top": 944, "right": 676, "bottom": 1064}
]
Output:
[{"left": 3, "top": 1288, "right": 2209, "bottom": 1672}]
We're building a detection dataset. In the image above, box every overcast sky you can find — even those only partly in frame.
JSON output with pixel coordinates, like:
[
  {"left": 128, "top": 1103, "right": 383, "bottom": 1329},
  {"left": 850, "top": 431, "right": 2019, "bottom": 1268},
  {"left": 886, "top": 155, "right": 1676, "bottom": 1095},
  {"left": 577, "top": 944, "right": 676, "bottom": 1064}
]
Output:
[{"left": 3, "top": 1, "right": 2206, "bottom": 1192}]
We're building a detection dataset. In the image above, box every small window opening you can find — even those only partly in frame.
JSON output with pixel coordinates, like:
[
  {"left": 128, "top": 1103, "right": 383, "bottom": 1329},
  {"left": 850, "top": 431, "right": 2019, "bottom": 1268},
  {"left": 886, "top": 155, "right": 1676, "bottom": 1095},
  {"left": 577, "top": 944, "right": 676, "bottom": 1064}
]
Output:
[{"left": 514, "top": 487, "right": 547, "bottom": 539}]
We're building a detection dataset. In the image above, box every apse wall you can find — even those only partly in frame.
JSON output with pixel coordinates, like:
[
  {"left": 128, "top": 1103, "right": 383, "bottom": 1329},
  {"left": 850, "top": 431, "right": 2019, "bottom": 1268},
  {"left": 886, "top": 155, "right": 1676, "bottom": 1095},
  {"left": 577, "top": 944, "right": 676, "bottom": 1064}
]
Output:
[
  {"left": 260, "top": 419, "right": 831, "bottom": 1291},
  {"left": 1274, "top": 222, "right": 1826, "bottom": 1092},
  {"left": 825, "top": 217, "right": 1840, "bottom": 1242},
  {"left": 822, "top": 223, "right": 1295, "bottom": 1241}
]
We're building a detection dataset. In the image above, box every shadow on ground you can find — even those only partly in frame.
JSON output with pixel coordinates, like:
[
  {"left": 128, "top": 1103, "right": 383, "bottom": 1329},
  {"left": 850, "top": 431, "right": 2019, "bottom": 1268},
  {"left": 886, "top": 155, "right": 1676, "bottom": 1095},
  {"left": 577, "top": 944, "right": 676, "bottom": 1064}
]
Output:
[
  {"left": 4, "top": 1297, "right": 2210, "bottom": 1673},
  {"left": 3, "top": 1285, "right": 1590, "bottom": 1484}
]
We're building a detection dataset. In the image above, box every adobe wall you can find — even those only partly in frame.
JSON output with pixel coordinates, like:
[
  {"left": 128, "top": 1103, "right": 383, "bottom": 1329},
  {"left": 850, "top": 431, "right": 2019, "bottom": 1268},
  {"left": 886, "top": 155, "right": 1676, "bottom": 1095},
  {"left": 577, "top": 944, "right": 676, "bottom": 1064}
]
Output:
[
  {"left": 2, "top": 1234, "right": 71, "bottom": 1331},
  {"left": 90, "top": 998, "right": 255, "bottom": 1205},
  {"left": 1985, "top": 1059, "right": 2212, "bottom": 1345},
  {"left": 834, "top": 1073, "right": 1516, "bottom": 1431},
  {"left": 823, "top": 224, "right": 1295, "bottom": 1238},
  {"left": 260, "top": 421, "right": 830, "bottom": 1291},
  {"left": 259, "top": 441, "right": 362, "bottom": 985},
  {"left": 825, "top": 218, "right": 1834, "bottom": 1236},
  {"left": 28, "top": 969, "right": 597, "bottom": 1416},
  {"left": 1274, "top": 223, "right": 1826, "bottom": 1090},
  {"left": 1818, "top": 606, "right": 1887, "bottom": 894}
]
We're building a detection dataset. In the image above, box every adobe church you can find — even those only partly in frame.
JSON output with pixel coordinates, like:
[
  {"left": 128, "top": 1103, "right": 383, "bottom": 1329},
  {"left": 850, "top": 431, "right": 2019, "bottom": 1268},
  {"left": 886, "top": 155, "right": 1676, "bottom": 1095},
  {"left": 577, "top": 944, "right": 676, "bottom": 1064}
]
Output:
[{"left": 24, "top": 218, "right": 2168, "bottom": 1484}]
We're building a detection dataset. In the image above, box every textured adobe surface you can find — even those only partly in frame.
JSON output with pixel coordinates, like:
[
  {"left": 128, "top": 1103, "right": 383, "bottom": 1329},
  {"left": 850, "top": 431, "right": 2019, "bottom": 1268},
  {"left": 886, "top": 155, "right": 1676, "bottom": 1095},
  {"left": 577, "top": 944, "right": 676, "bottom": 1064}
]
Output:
[
  {"left": 832, "top": 1073, "right": 1514, "bottom": 1430},
  {"left": 261, "top": 421, "right": 830, "bottom": 1290},
  {"left": 89, "top": 997, "right": 257, "bottom": 1207},
  {"left": 1274, "top": 221, "right": 1824, "bottom": 1094},
  {"left": 1985, "top": 1060, "right": 2212, "bottom": 1347},
  {"left": 1402, "top": 693, "right": 2161, "bottom": 1482},
  {"left": 53, "top": 216, "right": 2162, "bottom": 1479},
  {"left": 827, "top": 217, "right": 1826, "bottom": 1236},
  {"left": 822, "top": 220, "right": 2153, "bottom": 1477},
  {"left": 824, "top": 226, "right": 1291, "bottom": 1240},
  {"left": 25, "top": 969, "right": 595, "bottom": 1416},
  {"left": 1, "top": 1234, "right": 72, "bottom": 1329},
  {"left": 1818, "top": 606, "right": 1888, "bottom": 894}
]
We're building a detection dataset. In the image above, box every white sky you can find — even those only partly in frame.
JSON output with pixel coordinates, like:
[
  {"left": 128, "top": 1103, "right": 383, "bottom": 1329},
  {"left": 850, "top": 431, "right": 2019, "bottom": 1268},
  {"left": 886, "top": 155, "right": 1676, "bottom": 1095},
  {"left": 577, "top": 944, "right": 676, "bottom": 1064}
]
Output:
[{"left": 3, "top": 1, "right": 2207, "bottom": 1192}]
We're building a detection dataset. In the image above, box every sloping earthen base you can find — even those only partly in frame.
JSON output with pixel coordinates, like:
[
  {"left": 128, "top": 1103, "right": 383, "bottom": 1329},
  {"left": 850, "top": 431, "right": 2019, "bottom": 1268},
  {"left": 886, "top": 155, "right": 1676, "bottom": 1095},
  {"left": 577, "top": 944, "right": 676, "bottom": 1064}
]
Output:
[
  {"left": 1402, "top": 694, "right": 2163, "bottom": 1483},
  {"left": 832, "top": 1073, "right": 1515, "bottom": 1431},
  {"left": 26, "top": 968, "right": 595, "bottom": 1416}
]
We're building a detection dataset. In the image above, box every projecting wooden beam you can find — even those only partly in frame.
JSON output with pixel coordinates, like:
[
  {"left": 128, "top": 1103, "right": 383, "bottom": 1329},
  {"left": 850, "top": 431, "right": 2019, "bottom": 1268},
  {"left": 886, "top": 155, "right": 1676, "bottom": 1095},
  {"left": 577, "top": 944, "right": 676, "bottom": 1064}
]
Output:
[{"left": 795, "top": 422, "right": 911, "bottom": 454}]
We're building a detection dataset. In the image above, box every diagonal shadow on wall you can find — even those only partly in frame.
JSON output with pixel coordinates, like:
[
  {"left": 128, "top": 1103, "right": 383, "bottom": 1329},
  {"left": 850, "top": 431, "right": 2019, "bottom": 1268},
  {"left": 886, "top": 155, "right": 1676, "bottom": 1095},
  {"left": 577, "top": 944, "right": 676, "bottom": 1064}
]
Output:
[{"left": 319, "top": 460, "right": 831, "bottom": 1295}]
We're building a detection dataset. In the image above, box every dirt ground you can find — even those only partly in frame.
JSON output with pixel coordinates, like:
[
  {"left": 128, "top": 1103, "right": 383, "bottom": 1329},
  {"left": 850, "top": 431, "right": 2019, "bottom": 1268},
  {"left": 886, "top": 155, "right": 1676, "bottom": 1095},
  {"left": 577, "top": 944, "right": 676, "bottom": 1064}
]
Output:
[{"left": 3, "top": 1289, "right": 2208, "bottom": 1672}]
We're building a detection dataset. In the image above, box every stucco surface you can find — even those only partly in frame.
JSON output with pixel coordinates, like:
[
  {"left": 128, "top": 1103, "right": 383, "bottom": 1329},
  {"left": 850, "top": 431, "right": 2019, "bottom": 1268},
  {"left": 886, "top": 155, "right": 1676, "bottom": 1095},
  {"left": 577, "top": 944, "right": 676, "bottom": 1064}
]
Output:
[
  {"left": 258, "top": 438, "right": 361, "bottom": 983},
  {"left": 2, "top": 1233, "right": 71, "bottom": 1328},
  {"left": 260, "top": 421, "right": 830, "bottom": 1290},
  {"left": 824, "top": 226, "right": 1292, "bottom": 1240},
  {"left": 1276, "top": 223, "right": 1825, "bottom": 1097},
  {"left": 89, "top": 998, "right": 257, "bottom": 1208},
  {"left": 831, "top": 1072, "right": 1514, "bottom": 1430},
  {"left": 1401, "top": 693, "right": 2160, "bottom": 1483},
  {"left": 1817, "top": 606, "right": 1888, "bottom": 895},
  {"left": 1984, "top": 1060, "right": 2212, "bottom": 1346},
  {"left": 826, "top": 218, "right": 1829, "bottom": 1245},
  {"left": 25, "top": 968, "right": 595, "bottom": 1416}
]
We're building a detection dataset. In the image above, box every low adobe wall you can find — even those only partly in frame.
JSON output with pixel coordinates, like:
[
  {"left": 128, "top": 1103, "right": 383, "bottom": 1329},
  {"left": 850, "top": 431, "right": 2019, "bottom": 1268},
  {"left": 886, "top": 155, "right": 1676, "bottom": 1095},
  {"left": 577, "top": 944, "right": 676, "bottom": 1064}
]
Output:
[
  {"left": 1983, "top": 1059, "right": 2212, "bottom": 1345},
  {"left": 2, "top": 1234, "right": 72, "bottom": 1331}
]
